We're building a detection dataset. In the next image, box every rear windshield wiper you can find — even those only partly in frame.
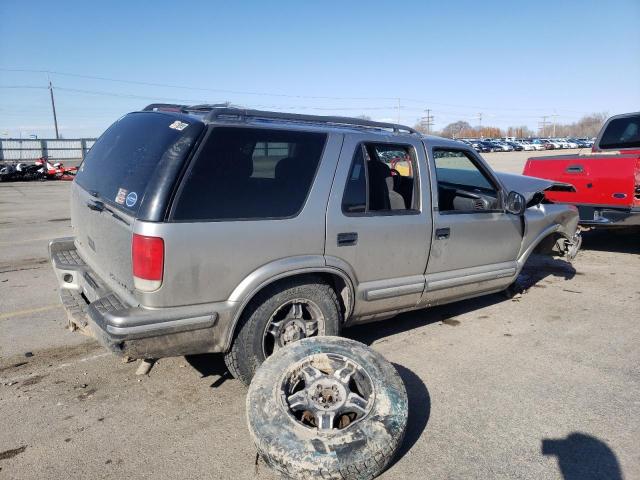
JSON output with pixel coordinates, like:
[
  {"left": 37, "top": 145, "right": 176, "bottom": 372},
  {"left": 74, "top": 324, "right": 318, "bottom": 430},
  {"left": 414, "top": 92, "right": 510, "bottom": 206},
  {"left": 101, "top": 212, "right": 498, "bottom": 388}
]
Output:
[
  {"left": 86, "top": 200, "right": 105, "bottom": 212},
  {"left": 85, "top": 200, "right": 130, "bottom": 225}
]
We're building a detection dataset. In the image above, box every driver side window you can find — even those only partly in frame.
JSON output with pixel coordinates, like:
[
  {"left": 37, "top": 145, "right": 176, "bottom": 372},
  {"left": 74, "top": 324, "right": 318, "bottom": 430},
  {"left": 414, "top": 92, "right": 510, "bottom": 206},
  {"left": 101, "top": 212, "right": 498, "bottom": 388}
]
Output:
[{"left": 432, "top": 149, "right": 499, "bottom": 213}]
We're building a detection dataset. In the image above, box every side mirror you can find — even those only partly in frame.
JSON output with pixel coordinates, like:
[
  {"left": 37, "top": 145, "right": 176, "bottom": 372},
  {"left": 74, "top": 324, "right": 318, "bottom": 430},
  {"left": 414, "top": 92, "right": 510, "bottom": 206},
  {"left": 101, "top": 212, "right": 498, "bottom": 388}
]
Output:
[{"left": 506, "top": 191, "right": 526, "bottom": 215}]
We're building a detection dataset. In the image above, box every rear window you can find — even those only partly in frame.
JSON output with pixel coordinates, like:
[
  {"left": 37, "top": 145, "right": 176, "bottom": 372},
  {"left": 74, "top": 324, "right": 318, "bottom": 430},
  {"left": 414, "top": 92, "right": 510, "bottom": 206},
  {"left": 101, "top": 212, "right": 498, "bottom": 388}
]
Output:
[
  {"left": 172, "top": 127, "right": 326, "bottom": 221},
  {"left": 75, "top": 112, "right": 203, "bottom": 213},
  {"left": 599, "top": 115, "right": 640, "bottom": 150}
]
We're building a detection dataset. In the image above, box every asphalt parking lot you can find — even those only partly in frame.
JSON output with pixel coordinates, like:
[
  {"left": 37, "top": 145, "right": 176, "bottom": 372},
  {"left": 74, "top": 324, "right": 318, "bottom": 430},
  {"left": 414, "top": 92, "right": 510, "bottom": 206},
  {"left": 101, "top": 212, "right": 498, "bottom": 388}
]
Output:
[{"left": 1, "top": 150, "right": 639, "bottom": 479}]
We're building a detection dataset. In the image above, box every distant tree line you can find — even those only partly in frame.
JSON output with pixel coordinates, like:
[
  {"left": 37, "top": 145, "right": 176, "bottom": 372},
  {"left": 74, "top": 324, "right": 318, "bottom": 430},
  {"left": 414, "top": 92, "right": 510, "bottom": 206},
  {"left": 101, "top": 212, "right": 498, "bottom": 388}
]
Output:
[{"left": 410, "top": 112, "right": 608, "bottom": 139}]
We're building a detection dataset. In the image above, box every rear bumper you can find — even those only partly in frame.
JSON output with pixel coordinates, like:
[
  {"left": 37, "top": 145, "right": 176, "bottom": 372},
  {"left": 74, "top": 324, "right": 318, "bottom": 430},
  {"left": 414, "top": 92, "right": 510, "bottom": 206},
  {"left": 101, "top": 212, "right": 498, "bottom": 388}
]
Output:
[
  {"left": 577, "top": 206, "right": 640, "bottom": 227},
  {"left": 49, "top": 237, "right": 222, "bottom": 358}
]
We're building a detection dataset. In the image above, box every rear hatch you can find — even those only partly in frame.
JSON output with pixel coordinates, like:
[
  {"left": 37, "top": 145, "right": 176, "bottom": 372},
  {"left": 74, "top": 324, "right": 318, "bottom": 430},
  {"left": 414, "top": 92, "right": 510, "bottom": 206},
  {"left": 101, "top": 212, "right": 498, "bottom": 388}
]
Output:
[{"left": 72, "top": 112, "right": 204, "bottom": 304}]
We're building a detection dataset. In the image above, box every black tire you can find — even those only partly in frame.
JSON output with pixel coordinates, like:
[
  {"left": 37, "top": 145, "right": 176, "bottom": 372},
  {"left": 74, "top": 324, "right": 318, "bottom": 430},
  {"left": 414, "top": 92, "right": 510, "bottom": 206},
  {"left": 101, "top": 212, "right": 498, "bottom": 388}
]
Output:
[
  {"left": 247, "top": 336, "right": 408, "bottom": 480},
  {"left": 224, "top": 276, "right": 341, "bottom": 386}
]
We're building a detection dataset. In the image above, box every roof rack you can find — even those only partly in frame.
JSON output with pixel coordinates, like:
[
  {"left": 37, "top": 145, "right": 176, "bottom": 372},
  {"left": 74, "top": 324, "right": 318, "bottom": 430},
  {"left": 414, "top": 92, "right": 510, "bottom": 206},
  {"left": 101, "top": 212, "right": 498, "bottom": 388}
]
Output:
[
  {"left": 143, "top": 103, "right": 189, "bottom": 113},
  {"left": 142, "top": 103, "right": 418, "bottom": 134}
]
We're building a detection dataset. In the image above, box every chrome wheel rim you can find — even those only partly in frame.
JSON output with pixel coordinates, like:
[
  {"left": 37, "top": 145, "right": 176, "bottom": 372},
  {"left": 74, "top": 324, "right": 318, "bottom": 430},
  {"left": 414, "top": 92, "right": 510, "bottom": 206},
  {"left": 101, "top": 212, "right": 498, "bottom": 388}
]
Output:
[
  {"left": 278, "top": 353, "right": 374, "bottom": 432},
  {"left": 262, "top": 299, "right": 325, "bottom": 358}
]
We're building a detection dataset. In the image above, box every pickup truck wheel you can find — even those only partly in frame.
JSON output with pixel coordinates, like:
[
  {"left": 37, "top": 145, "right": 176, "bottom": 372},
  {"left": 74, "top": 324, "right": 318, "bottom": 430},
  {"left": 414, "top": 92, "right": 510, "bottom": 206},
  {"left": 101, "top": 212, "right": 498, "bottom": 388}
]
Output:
[
  {"left": 247, "top": 336, "right": 408, "bottom": 480},
  {"left": 225, "top": 277, "right": 341, "bottom": 386}
]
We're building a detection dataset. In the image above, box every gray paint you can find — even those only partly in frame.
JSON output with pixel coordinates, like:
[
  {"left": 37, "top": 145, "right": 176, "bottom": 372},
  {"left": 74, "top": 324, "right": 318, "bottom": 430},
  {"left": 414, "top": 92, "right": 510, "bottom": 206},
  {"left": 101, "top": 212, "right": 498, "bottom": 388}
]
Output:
[{"left": 51, "top": 115, "right": 581, "bottom": 357}]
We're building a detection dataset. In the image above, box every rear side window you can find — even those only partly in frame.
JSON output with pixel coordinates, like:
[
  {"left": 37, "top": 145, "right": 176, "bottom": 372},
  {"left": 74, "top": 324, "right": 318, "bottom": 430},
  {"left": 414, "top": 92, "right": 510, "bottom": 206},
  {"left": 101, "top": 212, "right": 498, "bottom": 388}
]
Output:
[
  {"left": 172, "top": 127, "right": 326, "bottom": 221},
  {"left": 599, "top": 115, "right": 640, "bottom": 149},
  {"left": 341, "top": 143, "right": 419, "bottom": 214},
  {"left": 75, "top": 112, "right": 203, "bottom": 214}
]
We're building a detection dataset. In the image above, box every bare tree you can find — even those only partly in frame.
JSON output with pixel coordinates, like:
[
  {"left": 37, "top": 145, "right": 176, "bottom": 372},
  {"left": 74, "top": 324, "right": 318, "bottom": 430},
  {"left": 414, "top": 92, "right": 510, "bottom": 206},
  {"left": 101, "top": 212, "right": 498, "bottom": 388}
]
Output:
[{"left": 441, "top": 121, "right": 473, "bottom": 138}]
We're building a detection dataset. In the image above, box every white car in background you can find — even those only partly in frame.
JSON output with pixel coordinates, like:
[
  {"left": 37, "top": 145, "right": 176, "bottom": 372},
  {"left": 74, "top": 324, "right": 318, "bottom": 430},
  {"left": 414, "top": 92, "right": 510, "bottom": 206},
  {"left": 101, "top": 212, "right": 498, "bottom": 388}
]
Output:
[{"left": 516, "top": 141, "right": 536, "bottom": 151}]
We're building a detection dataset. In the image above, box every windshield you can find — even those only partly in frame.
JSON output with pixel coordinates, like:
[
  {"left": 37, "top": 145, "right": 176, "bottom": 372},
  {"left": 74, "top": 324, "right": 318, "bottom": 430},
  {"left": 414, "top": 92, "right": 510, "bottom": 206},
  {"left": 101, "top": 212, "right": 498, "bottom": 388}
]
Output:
[{"left": 75, "top": 112, "right": 204, "bottom": 214}]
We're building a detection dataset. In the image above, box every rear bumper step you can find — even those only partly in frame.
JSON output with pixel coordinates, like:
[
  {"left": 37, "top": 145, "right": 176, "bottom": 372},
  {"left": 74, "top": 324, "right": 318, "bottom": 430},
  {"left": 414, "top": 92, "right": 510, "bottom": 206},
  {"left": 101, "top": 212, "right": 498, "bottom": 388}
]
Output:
[
  {"left": 577, "top": 206, "right": 640, "bottom": 227},
  {"left": 49, "top": 237, "right": 221, "bottom": 359}
]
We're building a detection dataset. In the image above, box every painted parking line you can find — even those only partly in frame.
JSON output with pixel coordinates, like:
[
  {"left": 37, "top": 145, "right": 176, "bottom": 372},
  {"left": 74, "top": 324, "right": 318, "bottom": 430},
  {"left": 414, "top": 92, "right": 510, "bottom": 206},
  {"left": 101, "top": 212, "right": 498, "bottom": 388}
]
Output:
[{"left": 0, "top": 304, "right": 62, "bottom": 321}]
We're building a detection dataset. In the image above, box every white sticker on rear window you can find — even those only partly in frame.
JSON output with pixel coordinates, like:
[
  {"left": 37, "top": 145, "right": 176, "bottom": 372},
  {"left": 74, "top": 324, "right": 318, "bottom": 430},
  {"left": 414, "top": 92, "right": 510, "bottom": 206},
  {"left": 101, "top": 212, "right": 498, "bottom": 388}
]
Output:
[
  {"left": 169, "top": 120, "right": 189, "bottom": 131},
  {"left": 115, "top": 188, "right": 127, "bottom": 204},
  {"left": 125, "top": 191, "right": 138, "bottom": 207}
]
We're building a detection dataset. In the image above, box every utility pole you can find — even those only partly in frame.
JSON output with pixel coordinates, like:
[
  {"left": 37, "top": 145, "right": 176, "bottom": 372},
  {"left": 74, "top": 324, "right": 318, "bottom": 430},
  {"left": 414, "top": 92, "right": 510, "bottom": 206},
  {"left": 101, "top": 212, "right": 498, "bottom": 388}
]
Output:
[
  {"left": 396, "top": 98, "right": 401, "bottom": 125},
  {"left": 421, "top": 108, "right": 435, "bottom": 134},
  {"left": 49, "top": 81, "right": 60, "bottom": 139},
  {"left": 538, "top": 115, "right": 549, "bottom": 137},
  {"left": 551, "top": 113, "right": 558, "bottom": 137},
  {"left": 477, "top": 113, "right": 483, "bottom": 138}
]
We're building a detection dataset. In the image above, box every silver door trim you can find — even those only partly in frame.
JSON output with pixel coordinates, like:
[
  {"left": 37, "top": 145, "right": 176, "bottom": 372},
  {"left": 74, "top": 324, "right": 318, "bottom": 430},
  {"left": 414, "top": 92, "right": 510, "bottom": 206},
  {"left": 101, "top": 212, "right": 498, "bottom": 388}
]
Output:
[{"left": 426, "top": 261, "right": 516, "bottom": 291}]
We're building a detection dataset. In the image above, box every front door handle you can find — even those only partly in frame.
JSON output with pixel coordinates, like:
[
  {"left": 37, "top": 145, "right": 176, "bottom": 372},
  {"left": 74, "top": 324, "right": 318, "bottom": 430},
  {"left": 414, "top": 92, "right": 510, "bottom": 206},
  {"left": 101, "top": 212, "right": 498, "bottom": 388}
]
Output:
[
  {"left": 435, "top": 227, "right": 450, "bottom": 240},
  {"left": 337, "top": 232, "right": 358, "bottom": 247}
]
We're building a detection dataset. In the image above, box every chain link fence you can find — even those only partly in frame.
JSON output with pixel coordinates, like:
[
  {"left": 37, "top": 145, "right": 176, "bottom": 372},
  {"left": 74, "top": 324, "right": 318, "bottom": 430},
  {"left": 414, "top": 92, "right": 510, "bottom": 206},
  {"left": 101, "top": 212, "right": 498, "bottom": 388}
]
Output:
[{"left": 0, "top": 138, "right": 96, "bottom": 166}]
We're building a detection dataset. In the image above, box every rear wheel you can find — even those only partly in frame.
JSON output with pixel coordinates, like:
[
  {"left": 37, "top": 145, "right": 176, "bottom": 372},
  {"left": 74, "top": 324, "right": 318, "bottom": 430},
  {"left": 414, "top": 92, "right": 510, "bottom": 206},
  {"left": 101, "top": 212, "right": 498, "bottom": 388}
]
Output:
[{"left": 224, "top": 276, "right": 341, "bottom": 385}]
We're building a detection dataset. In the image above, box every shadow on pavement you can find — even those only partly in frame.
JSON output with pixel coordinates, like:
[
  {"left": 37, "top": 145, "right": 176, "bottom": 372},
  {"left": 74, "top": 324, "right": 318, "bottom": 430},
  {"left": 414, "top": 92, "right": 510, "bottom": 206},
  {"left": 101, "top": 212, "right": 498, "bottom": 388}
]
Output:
[
  {"left": 542, "top": 432, "right": 623, "bottom": 480},
  {"left": 185, "top": 353, "right": 231, "bottom": 388},
  {"left": 390, "top": 363, "right": 431, "bottom": 465},
  {"left": 513, "top": 254, "right": 576, "bottom": 292},
  {"left": 580, "top": 227, "right": 640, "bottom": 255}
]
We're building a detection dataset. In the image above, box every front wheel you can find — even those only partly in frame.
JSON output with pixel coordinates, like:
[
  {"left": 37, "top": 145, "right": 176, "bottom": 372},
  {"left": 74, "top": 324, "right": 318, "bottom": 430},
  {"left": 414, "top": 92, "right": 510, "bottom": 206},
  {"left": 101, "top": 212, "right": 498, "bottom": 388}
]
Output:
[{"left": 224, "top": 276, "right": 341, "bottom": 385}]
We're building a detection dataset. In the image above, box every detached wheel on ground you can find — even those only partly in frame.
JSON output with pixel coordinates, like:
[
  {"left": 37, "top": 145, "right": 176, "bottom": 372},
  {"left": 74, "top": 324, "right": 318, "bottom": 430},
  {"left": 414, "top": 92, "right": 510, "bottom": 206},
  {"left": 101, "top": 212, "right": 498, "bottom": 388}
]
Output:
[
  {"left": 224, "top": 276, "right": 341, "bottom": 385},
  {"left": 247, "top": 336, "right": 408, "bottom": 480}
]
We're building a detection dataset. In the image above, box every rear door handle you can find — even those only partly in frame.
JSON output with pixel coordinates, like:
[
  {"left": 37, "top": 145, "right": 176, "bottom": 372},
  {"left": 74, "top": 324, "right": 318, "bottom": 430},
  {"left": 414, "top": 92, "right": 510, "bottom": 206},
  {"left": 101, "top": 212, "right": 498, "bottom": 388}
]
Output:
[
  {"left": 565, "top": 165, "right": 584, "bottom": 173},
  {"left": 435, "top": 227, "right": 450, "bottom": 240},
  {"left": 337, "top": 232, "right": 358, "bottom": 247}
]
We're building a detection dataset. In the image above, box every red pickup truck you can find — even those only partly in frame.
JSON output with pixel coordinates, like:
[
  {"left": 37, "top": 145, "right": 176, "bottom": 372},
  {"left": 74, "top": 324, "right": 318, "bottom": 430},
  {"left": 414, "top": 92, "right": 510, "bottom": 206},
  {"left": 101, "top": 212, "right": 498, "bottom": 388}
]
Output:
[{"left": 523, "top": 112, "right": 640, "bottom": 227}]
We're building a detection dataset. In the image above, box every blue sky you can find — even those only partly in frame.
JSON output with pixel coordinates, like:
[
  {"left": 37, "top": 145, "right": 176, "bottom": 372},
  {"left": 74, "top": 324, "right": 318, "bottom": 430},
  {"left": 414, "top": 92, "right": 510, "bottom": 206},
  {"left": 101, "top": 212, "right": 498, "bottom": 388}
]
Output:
[{"left": 1, "top": 0, "right": 639, "bottom": 138}]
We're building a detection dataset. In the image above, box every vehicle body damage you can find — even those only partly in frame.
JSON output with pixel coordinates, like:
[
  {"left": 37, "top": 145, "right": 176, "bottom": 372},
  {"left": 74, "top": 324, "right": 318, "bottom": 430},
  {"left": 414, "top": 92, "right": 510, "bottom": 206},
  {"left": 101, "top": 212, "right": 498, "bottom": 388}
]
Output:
[
  {"left": 496, "top": 172, "right": 581, "bottom": 261},
  {"left": 49, "top": 106, "right": 581, "bottom": 384}
]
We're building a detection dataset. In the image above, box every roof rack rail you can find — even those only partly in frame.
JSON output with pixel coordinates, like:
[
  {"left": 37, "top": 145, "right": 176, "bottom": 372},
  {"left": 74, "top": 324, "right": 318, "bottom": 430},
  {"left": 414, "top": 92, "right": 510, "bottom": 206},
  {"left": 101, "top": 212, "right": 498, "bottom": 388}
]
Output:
[
  {"left": 143, "top": 103, "right": 188, "bottom": 112},
  {"left": 143, "top": 103, "right": 418, "bottom": 134},
  {"left": 200, "top": 107, "right": 419, "bottom": 134}
]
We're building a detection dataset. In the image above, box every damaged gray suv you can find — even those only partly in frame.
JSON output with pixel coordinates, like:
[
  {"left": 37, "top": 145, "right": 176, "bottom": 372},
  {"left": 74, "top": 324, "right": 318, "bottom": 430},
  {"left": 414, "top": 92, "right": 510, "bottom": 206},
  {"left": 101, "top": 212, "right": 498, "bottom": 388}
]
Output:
[{"left": 50, "top": 105, "right": 581, "bottom": 384}]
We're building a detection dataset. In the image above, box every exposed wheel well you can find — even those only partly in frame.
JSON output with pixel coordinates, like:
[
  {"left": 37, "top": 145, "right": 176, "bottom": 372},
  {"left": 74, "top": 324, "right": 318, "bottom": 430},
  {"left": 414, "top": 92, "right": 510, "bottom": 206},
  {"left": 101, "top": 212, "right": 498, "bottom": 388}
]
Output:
[{"left": 533, "top": 232, "right": 569, "bottom": 256}]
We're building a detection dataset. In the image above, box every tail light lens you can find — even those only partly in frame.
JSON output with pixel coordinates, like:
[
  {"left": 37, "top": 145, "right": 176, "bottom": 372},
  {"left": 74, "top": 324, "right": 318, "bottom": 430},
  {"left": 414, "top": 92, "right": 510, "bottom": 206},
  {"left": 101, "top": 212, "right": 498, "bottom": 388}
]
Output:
[{"left": 132, "top": 234, "right": 164, "bottom": 291}]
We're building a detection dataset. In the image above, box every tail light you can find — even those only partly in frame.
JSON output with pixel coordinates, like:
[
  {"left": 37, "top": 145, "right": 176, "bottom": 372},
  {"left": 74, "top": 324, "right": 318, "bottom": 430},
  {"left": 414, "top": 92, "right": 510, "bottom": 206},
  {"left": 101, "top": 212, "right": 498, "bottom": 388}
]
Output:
[
  {"left": 132, "top": 234, "right": 164, "bottom": 291},
  {"left": 635, "top": 161, "right": 640, "bottom": 205}
]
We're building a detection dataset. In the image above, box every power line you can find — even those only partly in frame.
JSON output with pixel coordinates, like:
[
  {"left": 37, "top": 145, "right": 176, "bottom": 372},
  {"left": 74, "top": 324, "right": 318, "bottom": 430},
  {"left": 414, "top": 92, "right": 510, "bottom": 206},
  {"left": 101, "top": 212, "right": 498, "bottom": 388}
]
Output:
[{"left": 0, "top": 67, "right": 594, "bottom": 115}]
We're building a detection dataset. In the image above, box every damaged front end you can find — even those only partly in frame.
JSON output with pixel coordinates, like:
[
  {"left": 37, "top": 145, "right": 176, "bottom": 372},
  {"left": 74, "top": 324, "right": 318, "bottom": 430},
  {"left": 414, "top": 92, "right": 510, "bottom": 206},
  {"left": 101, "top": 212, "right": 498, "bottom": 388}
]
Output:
[{"left": 496, "top": 172, "right": 582, "bottom": 266}]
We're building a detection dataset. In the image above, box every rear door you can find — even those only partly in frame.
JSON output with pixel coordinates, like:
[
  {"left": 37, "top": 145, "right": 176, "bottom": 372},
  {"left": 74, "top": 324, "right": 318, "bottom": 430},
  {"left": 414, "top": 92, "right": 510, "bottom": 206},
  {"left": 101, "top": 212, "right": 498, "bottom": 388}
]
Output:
[
  {"left": 72, "top": 112, "right": 204, "bottom": 304},
  {"left": 325, "top": 133, "right": 431, "bottom": 320},
  {"left": 422, "top": 144, "right": 523, "bottom": 304}
]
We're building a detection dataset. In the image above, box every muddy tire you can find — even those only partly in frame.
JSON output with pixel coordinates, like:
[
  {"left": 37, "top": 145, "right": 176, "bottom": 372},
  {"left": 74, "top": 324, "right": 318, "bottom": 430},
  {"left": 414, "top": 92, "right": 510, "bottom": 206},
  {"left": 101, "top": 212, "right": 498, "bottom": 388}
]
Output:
[
  {"left": 247, "top": 336, "right": 408, "bottom": 480},
  {"left": 224, "top": 276, "right": 341, "bottom": 386}
]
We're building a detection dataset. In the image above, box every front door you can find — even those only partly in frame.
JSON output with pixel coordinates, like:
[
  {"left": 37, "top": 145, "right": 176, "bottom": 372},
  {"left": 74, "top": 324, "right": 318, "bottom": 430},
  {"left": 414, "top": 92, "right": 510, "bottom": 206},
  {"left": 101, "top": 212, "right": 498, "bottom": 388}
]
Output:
[
  {"left": 422, "top": 146, "right": 523, "bottom": 304},
  {"left": 325, "top": 134, "right": 432, "bottom": 321}
]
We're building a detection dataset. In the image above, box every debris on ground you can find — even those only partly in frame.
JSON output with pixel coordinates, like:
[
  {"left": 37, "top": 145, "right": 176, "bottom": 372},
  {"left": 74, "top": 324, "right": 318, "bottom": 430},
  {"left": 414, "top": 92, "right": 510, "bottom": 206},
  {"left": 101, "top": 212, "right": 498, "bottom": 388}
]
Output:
[{"left": 135, "top": 359, "right": 156, "bottom": 376}]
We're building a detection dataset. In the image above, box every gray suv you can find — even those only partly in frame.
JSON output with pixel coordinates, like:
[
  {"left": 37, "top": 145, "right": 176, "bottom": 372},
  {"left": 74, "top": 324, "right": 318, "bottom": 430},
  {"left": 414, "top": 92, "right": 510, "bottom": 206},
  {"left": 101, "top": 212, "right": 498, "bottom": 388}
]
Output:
[{"left": 50, "top": 105, "right": 581, "bottom": 384}]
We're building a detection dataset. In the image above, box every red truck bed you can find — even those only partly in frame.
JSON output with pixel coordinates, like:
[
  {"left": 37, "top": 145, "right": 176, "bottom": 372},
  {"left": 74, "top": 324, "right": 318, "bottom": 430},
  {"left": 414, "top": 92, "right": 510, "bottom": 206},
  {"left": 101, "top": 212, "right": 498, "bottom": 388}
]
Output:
[{"left": 523, "top": 113, "right": 640, "bottom": 227}]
